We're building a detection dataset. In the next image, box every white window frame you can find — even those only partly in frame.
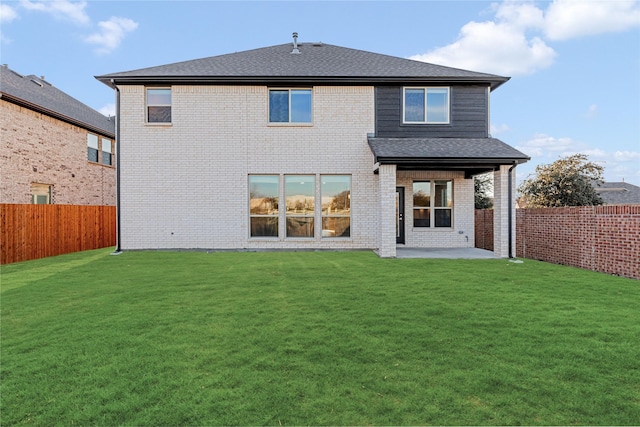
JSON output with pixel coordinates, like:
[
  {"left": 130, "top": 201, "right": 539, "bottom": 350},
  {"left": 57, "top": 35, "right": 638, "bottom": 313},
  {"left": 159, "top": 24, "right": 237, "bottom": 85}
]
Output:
[
  {"left": 146, "top": 87, "right": 172, "bottom": 124},
  {"left": 412, "top": 180, "right": 453, "bottom": 228},
  {"left": 268, "top": 88, "right": 313, "bottom": 125},
  {"left": 101, "top": 137, "right": 113, "bottom": 166},
  {"left": 403, "top": 87, "right": 450, "bottom": 124}
]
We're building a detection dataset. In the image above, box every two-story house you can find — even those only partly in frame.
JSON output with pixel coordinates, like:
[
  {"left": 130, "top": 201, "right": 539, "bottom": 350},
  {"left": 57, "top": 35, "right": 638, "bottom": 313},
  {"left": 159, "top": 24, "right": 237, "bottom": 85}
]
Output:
[
  {"left": 96, "top": 35, "right": 528, "bottom": 257},
  {"left": 1, "top": 65, "right": 116, "bottom": 205}
]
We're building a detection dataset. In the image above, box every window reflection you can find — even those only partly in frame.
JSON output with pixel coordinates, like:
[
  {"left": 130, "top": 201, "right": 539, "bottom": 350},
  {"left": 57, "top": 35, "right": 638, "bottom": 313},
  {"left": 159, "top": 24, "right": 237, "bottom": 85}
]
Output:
[
  {"left": 285, "top": 175, "right": 315, "bottom": 237},
  {"left": 321, "top": 175, "right": 351, "bottom": 237},
  {"left": 249, "top": 175, "right": 279, "bottom": 237}
]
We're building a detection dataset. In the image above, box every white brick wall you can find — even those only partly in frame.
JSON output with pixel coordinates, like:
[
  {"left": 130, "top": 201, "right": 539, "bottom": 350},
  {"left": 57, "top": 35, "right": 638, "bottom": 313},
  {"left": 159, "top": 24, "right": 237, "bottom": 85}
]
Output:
[
  {"left": 493, "top": 164, "right": 515, "bottom": 258},
  {"left": 396, "top": 171, "right": 475, "bottom": 249},
  {"left": 118, "top": 84, "right": 485, "bottom": 253},
  {"left": 118, "top": 85, "right": 379, "bottom": 250}
]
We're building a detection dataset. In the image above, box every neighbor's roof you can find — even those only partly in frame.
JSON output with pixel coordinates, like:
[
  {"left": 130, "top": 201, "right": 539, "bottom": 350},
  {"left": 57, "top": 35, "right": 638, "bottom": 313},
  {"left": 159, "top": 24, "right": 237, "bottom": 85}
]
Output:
[
  {"left": 368, "top": 137, "right": 530, "bottom": 176},
  {"left": 96, "top": 42, "right": 509, "bottom": 90},
  {"left": 0, "top": 65, "right": 115, "bottom": 138},
  {"left": 595, "top": 182, "right": 640, "bottom": 205}
]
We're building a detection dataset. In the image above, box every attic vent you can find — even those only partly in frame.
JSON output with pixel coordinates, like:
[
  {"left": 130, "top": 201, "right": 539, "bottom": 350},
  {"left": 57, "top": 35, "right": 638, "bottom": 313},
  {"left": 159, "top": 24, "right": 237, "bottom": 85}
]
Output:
[
  {"left": 291, "top": 32, "right": 300, "bottom": 54},
  {"left": 30, "top": 78, "right": 43, "bottom": 87}
]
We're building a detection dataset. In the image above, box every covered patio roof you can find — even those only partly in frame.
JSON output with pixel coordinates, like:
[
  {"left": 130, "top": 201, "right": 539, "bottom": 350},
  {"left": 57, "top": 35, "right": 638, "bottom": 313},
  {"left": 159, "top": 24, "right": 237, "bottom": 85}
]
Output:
[{"left": 368, "top": 137, "right": 530, "bottom": 177}]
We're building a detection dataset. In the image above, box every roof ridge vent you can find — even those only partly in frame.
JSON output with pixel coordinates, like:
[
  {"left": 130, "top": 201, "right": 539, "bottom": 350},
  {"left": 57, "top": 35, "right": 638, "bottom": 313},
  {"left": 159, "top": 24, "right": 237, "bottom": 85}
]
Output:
[{"left": 291, "top": 32, "right": 300, "bottom": 54}]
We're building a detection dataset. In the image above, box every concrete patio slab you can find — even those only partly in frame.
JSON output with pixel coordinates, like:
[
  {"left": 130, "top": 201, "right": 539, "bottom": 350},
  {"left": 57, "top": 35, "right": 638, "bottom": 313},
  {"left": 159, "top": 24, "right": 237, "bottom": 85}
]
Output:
[{"left": 395, "top": 247, "right": 499, "bottom": 259}]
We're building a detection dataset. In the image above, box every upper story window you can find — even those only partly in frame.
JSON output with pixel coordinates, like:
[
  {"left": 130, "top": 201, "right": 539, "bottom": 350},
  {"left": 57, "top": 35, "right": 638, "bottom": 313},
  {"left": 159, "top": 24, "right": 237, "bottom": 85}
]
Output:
[
  {"left": 147, "top": 88, "right": 171, "bottom": 123},
  {"left": 101, "top": 137, "right": 113, "bottom": 166},
  {"left": 87, "top": 133, "right": 99, "bottom": 162},
  {"left": 403, "top": 87, "right": 450, "bottom": 124},
  {"left": 269, "top": 89, "right": 312, "bottom": 123},
  {"left": 87, "top": 133, "right": 114, "bottom": 166}
]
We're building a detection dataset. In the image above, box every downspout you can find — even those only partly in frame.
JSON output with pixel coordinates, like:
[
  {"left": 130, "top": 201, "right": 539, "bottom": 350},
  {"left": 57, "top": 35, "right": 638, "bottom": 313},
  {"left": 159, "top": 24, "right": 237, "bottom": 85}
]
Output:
[
  {"left": 112, "top": 80, "right": 122, "bottom": 254},
  {"left": 508, "top": 162, "right": 516, "bottom": 258}
]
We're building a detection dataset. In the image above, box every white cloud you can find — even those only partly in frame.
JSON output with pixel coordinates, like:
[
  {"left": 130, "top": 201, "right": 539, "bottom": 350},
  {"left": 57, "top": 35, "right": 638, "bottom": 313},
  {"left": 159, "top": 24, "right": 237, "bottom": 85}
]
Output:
[
  {"left": 585, "top": 104, "right": 598, "bottom": 119},
  {"left": 99, "top": 103, "right": 116, "bottom": 117},
  {"left": 544, "top": 0, "right": 640, "bottom": 41},
  {"left": 614, "top": 150, "right": 640, "bottom": 161},
  {"left": 84, "top": 16, "right": 138, "bottom": 54},
  {"left": 490, "top": 123, "right": 510, "bottom": 135},
  {"left": 409, "top": 0, "right": 640, "bottom": 76},
  {"left": 516, "top": 133, "right": 640, "bottom": 184},
  {"left": 20, "top": 0, "right": 89, "bottom": 25},
  {"left": 515, "top": 133, "right": 580, "bottom": 157},
  {"left": 0, "top": 4, "right": 18, "bottom": 23}
]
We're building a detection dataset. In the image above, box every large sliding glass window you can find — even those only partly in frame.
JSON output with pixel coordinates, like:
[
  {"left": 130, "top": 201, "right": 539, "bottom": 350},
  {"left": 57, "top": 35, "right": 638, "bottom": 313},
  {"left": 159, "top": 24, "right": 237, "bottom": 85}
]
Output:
[
  {"left": 413, "top": 180, "right": 452, "bottom": 228},
  {"left": 285, "top": 175, "right": 315, "bottom": 238},
  {"left": 249, "top": 175, "right": 279, "bottom": 237},
  {"left": 321, "top": 175, "right": 351, "bottom": 238},
  {"left": 269, "top": 89, "right": 312, "bottom": 123}
]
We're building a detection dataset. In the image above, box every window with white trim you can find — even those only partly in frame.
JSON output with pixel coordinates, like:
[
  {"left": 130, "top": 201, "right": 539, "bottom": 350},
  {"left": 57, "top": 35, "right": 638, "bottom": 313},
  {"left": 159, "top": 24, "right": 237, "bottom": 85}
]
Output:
[
  {"left": 87, "top": 133, "right": 99, "bottom": 162},
  {"left": 249, "top": 175, "right": 279, "bottom": 237},
  {"left": 285, "top": 175, "right": 315, "bottom": 237},
  {"left": 101, "top": 137, "right": 113, "bottom": 166},
  {"left": 413, "top": 180, "right": 453, "bottom": 227},
  {"left": 146, "top": 88, "right": 171, "bottom": 123},
  {"left": 269, "top": 89, "right": 312, "bottom": 123},
  {"left": 403, "top": 87, "right": 450, "bottom": 124},
  {"left": 31, "top": 183, "right": 52, "bottom": 204},
  {"left": 321, "top": 175, "right": 350, "bottom": 238}
]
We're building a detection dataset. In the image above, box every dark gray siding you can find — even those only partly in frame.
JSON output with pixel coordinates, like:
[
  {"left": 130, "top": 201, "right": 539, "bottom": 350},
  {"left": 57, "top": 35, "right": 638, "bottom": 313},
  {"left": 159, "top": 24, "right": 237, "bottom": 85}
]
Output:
[{"left": 375, "top": 85, "right": 489, "bottom": 138}]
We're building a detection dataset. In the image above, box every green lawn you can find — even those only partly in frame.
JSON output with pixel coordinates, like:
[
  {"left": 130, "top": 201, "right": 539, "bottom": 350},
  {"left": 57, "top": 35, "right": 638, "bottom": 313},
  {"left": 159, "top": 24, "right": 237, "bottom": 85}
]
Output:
[{"left": 2, "top": 248, "right": 639, "bottom": 426}]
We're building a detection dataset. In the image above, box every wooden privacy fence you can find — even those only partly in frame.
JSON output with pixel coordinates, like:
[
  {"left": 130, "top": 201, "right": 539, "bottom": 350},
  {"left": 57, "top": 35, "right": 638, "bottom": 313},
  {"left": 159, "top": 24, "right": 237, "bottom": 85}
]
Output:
[{"left": 1, "top": 204, "right": 116, "bottom": 264}]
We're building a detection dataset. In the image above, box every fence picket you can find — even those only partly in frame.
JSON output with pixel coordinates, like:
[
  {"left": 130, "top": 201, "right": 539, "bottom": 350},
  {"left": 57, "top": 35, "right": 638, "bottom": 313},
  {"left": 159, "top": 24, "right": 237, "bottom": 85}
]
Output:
[{"left": 1, "top": 204, "right": 116, "bottom": 264}]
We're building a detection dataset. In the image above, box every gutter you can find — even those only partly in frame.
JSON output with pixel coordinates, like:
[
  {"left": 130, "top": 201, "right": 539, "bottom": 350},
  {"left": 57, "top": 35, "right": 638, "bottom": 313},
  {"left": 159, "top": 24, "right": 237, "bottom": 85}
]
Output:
[
  {"left": 97, "top": 75, "right": 510, "bottom": 91},
  {"left": 0, "top": 92, "right": 115, "bottom": 138},
  {"left": 508, "top": 163, "right": 516, "bottom": 258},
  {"left": 113, "top": 80, "right": 122, "bottom": 254}
]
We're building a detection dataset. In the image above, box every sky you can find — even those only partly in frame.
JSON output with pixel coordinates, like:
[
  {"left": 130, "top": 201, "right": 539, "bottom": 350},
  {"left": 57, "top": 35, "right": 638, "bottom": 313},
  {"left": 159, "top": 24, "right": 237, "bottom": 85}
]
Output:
[{"left": 1, "top": 0, "right": 639, "bottom": 186}]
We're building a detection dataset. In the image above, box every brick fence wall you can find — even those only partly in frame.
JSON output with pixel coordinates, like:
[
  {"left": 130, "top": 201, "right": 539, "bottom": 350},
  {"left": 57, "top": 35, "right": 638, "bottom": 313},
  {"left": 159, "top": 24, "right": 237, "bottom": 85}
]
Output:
[{"left": 475, "top": 206, "right": 640, "bottom": 279}]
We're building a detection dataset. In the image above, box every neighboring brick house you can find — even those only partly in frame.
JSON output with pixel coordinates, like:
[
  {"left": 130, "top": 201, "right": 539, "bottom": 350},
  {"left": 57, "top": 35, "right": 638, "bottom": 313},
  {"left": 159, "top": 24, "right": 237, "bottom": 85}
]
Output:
[
  {"left": 1, "top": 65, "right": 116, "bottom": 205},
  {"left": 596, "top": 182, "right": 640, "bottom": 205},
  {"left": 96, "top": 35, "right": 528, "bottom": 257}
]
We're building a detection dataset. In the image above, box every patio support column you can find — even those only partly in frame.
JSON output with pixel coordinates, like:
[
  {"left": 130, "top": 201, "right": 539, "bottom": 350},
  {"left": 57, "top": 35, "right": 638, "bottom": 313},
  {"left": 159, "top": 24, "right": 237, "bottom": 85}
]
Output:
[
  {"left": 493, "top": 164, "right": 515, "bottom": 258},
  {"left": 378, "top": 164, "right": 397, "bottom": 258}
]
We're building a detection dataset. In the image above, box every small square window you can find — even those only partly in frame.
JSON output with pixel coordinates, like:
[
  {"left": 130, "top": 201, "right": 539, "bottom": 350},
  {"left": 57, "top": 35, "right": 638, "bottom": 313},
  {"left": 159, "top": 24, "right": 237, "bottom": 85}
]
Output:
[
  {"left": 269, "top": 89, "right": 312, "bottom": 123},
  {"left": 403, "top": 87, "right": 450, "bottom": 124}
]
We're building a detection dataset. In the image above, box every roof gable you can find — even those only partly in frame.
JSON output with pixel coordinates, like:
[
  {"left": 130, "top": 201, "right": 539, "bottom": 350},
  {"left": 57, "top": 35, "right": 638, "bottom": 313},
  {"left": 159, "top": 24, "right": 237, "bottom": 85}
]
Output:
[
  {"left": 96, "top": 42, "right": 509, "bottom": 89},
  {"left": 1, "top": 65, "right": 115, "bottom": 137}
]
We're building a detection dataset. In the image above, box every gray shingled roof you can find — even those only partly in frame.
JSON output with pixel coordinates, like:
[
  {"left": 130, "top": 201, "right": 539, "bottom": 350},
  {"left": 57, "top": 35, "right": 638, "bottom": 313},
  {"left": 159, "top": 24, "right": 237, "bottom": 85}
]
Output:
[
  {"left": 1, "top": 65, "right": 115, "bottom": 137},
  {"left": 368, "top": 137, "right": 530, "bottom": 172},
  {"left": 595, "top": 182, "right": 640, "bottom": 205},
  {"left": 96, "top": 42, "right": 509, "bottom": 89}
]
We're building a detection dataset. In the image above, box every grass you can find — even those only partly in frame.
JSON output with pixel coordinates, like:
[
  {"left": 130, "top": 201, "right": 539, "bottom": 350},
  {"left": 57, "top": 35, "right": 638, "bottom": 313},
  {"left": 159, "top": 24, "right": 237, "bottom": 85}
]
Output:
[{"left": 1, "top": 248, "right": 639, "bottom": 426}]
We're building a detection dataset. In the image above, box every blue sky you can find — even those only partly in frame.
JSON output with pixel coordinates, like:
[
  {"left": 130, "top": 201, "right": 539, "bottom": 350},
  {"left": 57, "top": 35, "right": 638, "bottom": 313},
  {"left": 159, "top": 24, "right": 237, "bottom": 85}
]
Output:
[{"left": 1, "top": 0, "right": 639, "bottom": 185}]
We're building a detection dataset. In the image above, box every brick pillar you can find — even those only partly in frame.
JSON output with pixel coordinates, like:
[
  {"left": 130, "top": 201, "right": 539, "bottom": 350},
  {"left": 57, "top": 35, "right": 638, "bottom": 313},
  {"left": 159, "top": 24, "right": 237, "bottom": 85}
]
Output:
[
  {"left": 378, "top": 164, "right": 397, "bottom": 258},
  {"left": 493, "top": 165, "right": 515, "bottom": 258}
]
